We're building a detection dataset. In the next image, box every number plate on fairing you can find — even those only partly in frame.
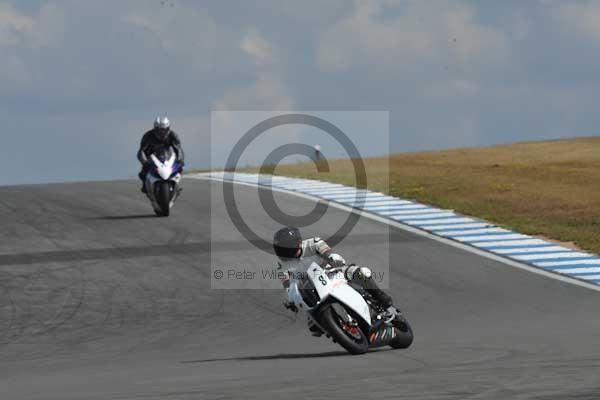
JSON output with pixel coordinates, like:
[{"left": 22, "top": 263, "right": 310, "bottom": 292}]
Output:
[{"left": 307, "top": 263, "right": 371, "bottom": 326}]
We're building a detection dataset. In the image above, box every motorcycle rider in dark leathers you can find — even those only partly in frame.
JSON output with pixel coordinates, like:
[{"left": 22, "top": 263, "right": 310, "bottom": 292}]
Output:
[
  {"left": 273, "top": 226, "right": 398, "bottom": 336},
  {"left": 137, "top": 116, "right": 185, "bottom": 193}
]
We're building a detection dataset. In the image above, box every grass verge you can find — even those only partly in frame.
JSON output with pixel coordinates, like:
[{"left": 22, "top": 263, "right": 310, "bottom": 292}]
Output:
[{"left": 244, "top": 136, "right": 600, "bottom": 254}]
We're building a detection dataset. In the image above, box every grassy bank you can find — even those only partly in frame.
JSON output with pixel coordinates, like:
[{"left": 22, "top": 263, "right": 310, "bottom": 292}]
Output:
[{"left": 248, "top": 136, "right": 600, "bottom": 254}]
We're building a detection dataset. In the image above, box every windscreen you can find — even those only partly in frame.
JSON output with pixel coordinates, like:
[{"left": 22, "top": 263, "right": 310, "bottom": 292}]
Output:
[{"left": 153, "top": 146, "right": 174, "bottom": 163}]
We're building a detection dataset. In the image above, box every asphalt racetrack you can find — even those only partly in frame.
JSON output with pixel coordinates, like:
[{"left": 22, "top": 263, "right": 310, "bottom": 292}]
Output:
[{"left": 1, "top": 179, "right": 599, "bottom": 399}]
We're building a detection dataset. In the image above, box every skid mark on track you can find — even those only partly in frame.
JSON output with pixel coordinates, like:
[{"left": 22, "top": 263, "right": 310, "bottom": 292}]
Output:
[
  {"left": 0, "top": 287, "right": 16, "bottom": 341},
  {"left": 31, "top": 267, "right": 86, "bottom": 337},
  {"left": 0, "top": 233, "right": 393, "bottom": 267}
]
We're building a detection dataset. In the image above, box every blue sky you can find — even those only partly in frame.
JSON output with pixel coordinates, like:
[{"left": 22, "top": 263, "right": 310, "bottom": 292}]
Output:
[{"left": 2, "top": 0, "right": 600, "bottom": 184}]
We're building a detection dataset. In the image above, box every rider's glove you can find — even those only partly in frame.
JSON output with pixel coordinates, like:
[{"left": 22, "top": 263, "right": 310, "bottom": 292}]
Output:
[
  {"left": 327, "top": 253, "right": 346, "bottom": 269},
  {"left": 283, "top": 301, "right": 298, "bottom": 313}
]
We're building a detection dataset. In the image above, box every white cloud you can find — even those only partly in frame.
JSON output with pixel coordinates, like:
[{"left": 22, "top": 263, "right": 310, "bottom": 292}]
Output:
[
  {"left": 29, "top": 3, "right": 65, "bottom": 47},
  {"left": 124, "top": 4, "right": 218, "bottom": 71},
  {"left": 216, "top": 28, "right": 292, "bottom": 111},
  {"left": 0, "top": 2, "right": 34, "bottom": 46},
  {"left": 210, "top": 26, "right": 297, "bottom": 167},
  {"left": 0, "top": 2, "right": 64, "bottom": 48},
  {"left": 280, "top": 0, "right": 345, "bottom": 22},
  {"left": 240, "top": 28, "right": 275, "bottom": 65},
  {"left": 213, "top": 75, "right": 293, "bottom": 111},
  {"left": 212, "top": 28, "right": 295, "bottom": 167},
  {"left": 317, "top": 0, "right": 508, "bottom": 73},
  {"left": 0, "top": 3, "right": 65, "bottom": 94},
  {"left": 553, "top": 1, "right": 600, "bottom": 41},
  {"left": 442, "top": 4, "right": 508, "bottom": 66}
]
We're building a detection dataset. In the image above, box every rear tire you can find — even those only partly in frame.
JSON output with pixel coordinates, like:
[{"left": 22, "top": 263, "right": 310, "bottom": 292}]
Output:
[
  {"left": 156, "top": 182, "right": 171, "bottom": 217},
  {"left": 319, "top": 305, "right": 368, "bottom": 355},
  {"left": 389, "top": 316, "right": 414, "bottom": 349}
]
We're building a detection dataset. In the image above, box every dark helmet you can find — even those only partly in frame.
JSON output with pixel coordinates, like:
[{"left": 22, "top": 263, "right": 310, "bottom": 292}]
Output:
[
  {"left": 273, "top": 227, "right": 302, "bottom": 259},
  {"left": 153, "top": 116, "right": 171, "bottom": 141}
]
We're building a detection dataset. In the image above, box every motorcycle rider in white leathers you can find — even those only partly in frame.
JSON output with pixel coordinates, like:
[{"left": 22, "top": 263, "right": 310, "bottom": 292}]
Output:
[{"left": 273, "top": 226, "right": 398, "bottom": 336}]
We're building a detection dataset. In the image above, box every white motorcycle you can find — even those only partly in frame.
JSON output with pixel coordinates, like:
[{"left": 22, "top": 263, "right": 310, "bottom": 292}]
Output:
[
  {"left": 143, "top": 146, "right": 183, "bottom": 217},
  {"left": 287, "top": 262, "right": 413, "bottom": 355}
]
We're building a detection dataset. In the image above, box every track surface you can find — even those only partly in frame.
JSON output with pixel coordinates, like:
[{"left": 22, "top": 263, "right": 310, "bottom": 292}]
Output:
[{"left": 1, "top": 179, "right": 599, "bottom": 399}]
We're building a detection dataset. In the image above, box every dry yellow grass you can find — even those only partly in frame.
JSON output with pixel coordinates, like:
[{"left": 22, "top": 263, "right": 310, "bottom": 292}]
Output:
[{"left": 249, "top": 136, "right": 600, "bottom": 254}]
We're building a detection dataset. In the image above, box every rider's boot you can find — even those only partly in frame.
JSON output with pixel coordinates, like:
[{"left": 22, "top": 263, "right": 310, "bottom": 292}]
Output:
[
  {"left": 381, "top": 306, "right": 399, "bottom": 323},
  {"left": 308, "top": 318, "right": 324, "bottom": 337},
  {"left": 138, "top": 169, "right": 147, "bottom": 194}
]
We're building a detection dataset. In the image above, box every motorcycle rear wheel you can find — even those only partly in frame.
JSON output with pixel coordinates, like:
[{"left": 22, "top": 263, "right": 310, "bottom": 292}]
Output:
[{"left": 389, "top": 316, "right": 414, "bottom": 349}]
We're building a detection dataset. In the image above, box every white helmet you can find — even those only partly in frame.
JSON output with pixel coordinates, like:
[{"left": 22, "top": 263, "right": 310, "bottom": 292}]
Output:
[
  {"left": 153, "top": 116, "right": 171, "bottom": 140},
  {"left": 154, "top": 116, "right": 171, "bottom": 130}
]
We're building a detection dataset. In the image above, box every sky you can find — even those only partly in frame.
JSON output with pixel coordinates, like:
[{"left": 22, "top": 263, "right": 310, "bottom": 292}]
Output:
[{"left": 2, "top": 0, "right": 600, "bottom": 184}]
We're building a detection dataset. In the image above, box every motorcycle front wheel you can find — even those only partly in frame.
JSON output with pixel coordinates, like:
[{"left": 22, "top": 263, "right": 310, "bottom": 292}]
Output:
[
  {"left": 155, "top": 181, "right": 171, "bottom": 217},
  {"left": 319, "top": 304, "right": 369, "bottom": 355}
]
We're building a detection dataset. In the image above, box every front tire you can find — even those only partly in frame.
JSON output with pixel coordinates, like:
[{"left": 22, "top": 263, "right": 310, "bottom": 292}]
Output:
[
  {"left": 319, "top": 305, "right": 369, "bottom": 355},
  {"left": 155, "top": 181, "right": 171, "bottom": 217}
]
